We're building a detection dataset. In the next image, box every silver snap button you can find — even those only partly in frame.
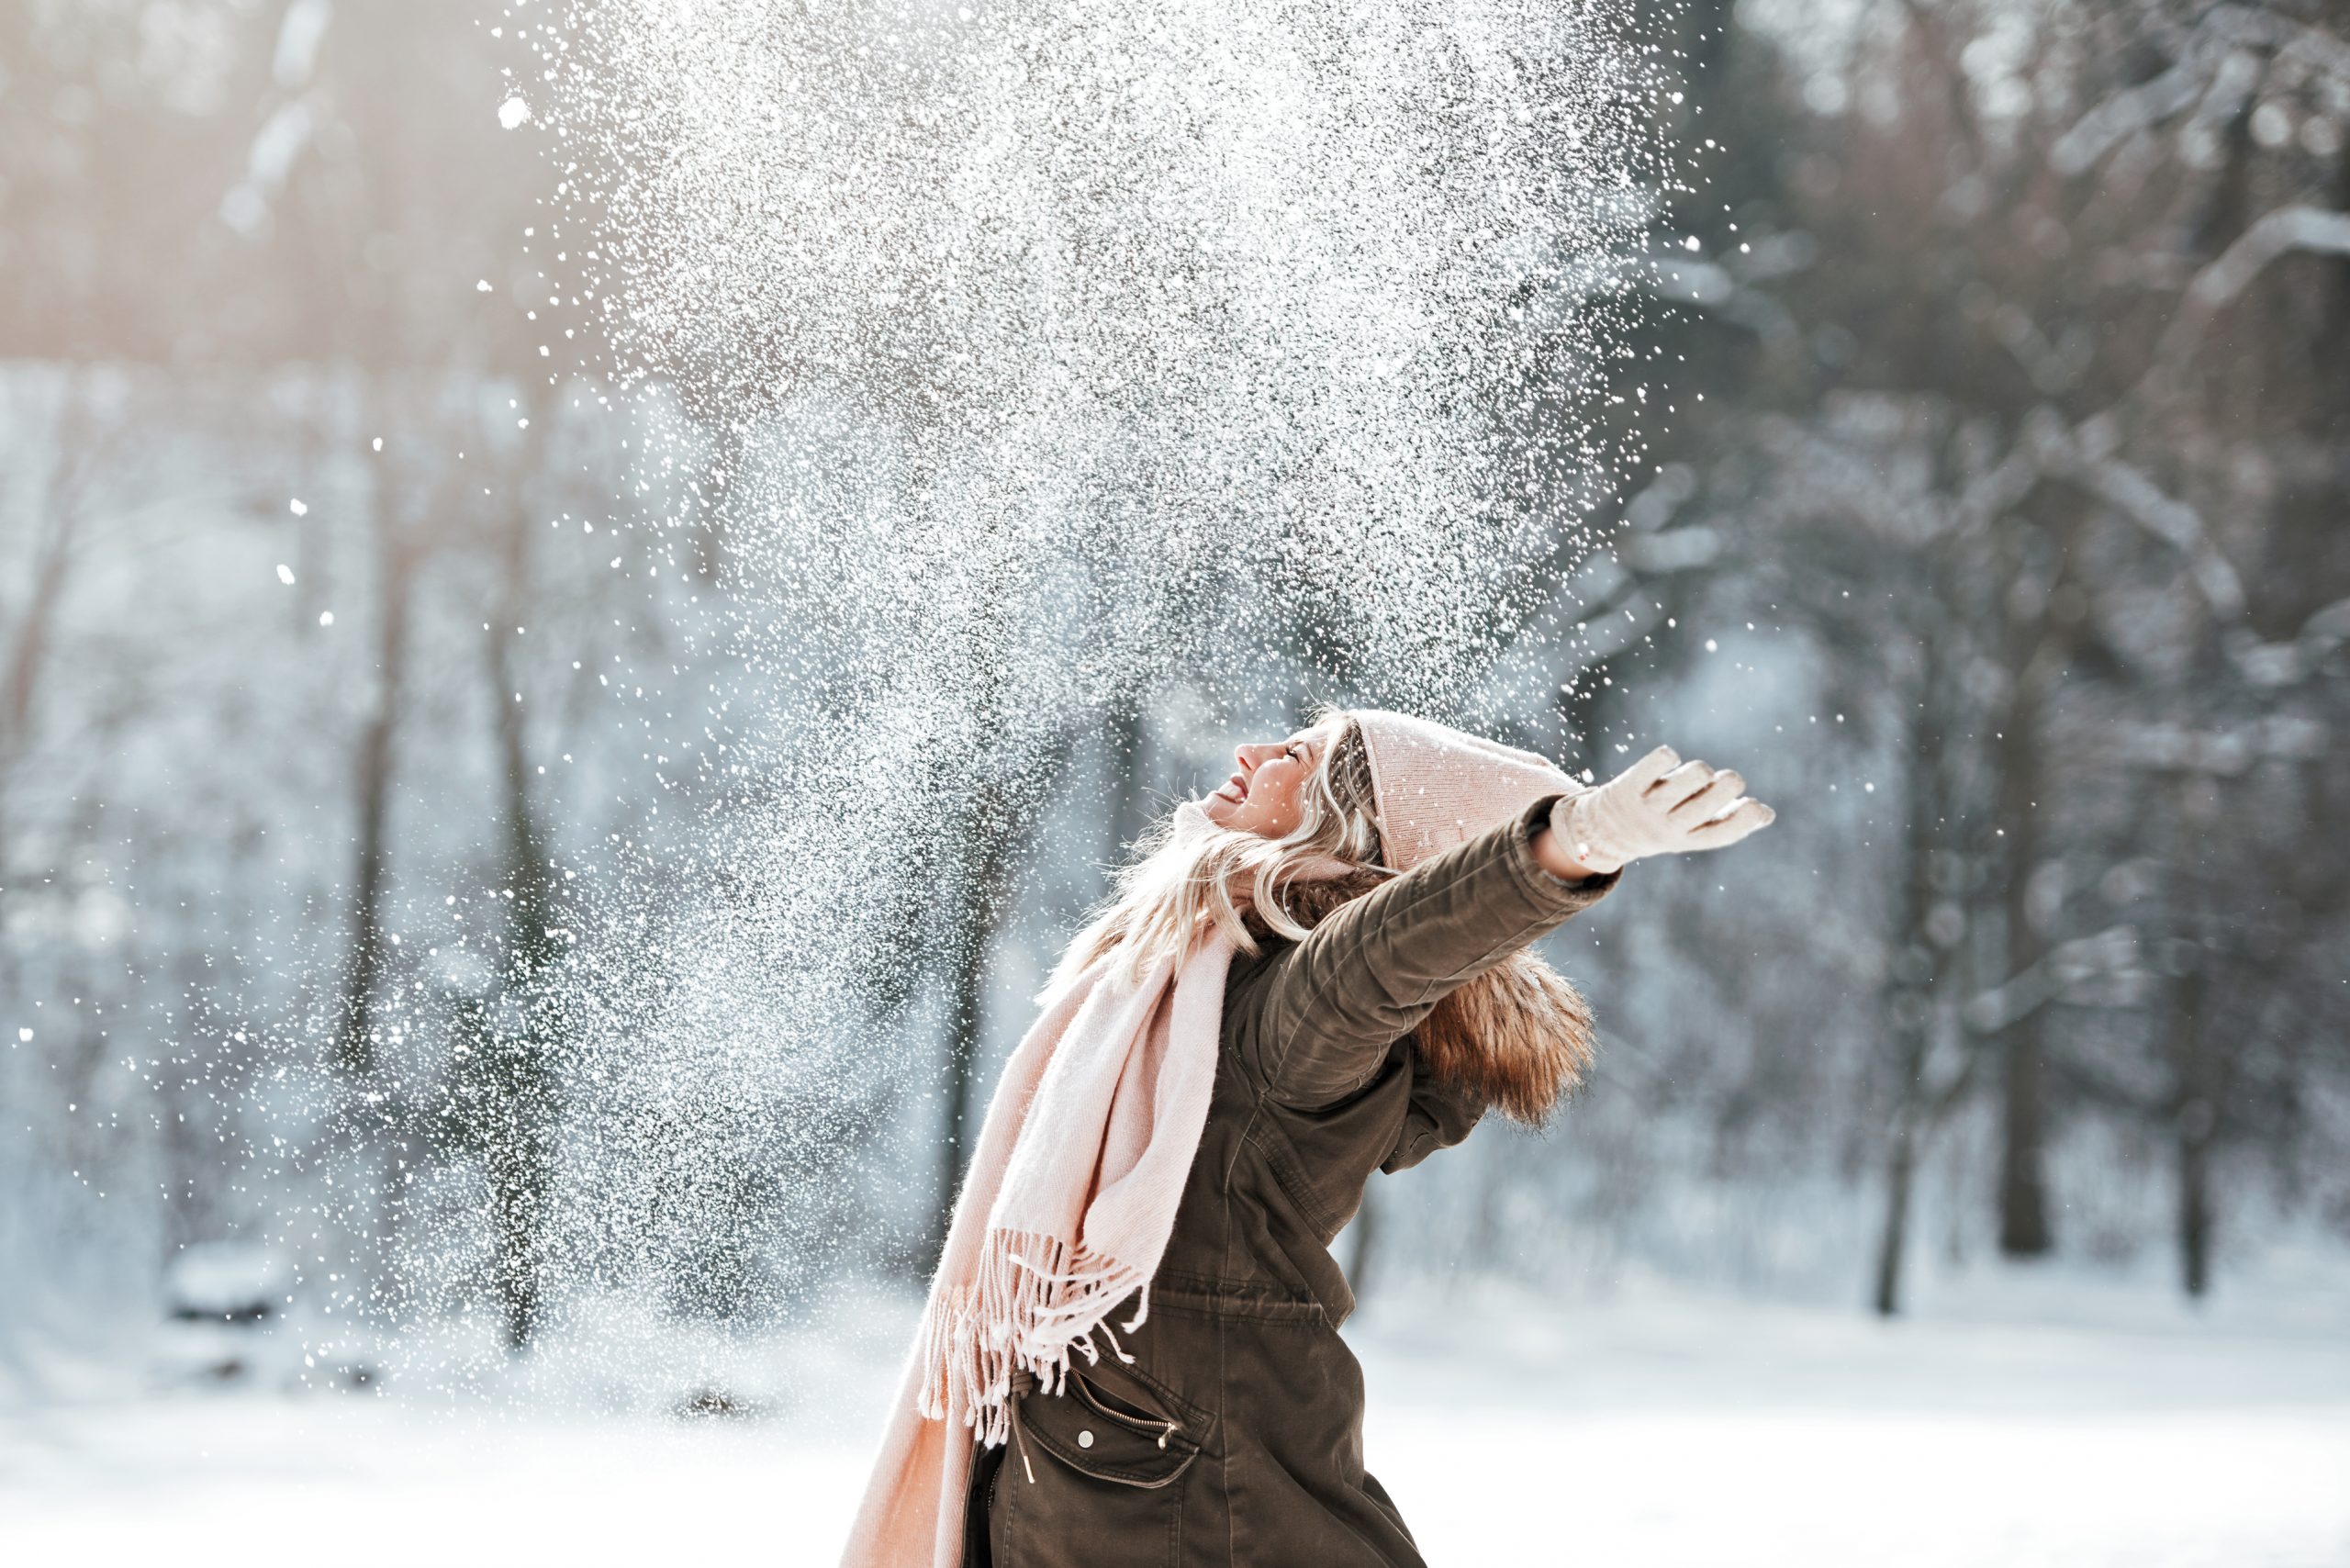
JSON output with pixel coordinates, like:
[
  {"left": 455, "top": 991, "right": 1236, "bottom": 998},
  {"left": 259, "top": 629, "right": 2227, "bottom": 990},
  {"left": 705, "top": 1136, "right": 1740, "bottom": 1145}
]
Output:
[{"left": 1077, "top": 1429, "right": 1094, "bottom": 1449}]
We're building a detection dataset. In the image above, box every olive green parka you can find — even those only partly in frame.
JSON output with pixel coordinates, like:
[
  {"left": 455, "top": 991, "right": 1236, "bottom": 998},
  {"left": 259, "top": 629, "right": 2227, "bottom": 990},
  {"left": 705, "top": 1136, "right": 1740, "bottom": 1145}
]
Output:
[{"left": 964, "top": 792, "right": 1621, "bottom": 1567}]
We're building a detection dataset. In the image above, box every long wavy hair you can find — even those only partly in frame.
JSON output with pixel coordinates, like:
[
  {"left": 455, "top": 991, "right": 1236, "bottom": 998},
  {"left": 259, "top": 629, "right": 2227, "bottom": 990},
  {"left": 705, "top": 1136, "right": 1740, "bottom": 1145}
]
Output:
[{"left": 1046, "top": 707, "right": 1385, "bottom": 994}]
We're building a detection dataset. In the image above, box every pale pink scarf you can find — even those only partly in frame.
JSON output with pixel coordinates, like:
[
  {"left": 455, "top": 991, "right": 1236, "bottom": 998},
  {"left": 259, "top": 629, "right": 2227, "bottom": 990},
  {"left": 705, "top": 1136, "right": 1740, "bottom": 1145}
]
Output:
[{"left": 838, "top": 925, "right": 1238, "bottom": 1567}]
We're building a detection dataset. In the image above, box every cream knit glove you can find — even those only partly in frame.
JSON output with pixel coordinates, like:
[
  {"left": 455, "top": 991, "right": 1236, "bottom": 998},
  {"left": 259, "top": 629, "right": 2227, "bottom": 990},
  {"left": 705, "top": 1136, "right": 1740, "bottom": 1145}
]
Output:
[{"left": 1552, "top": 745, "right": 1774, "bottom": 875}]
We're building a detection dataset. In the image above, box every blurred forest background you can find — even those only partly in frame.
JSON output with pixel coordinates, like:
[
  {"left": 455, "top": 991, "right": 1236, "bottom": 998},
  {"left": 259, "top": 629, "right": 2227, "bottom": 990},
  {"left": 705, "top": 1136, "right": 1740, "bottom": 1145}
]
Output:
[{"left": 3, "top": 0, "right": 2346, "bottom": 1414}]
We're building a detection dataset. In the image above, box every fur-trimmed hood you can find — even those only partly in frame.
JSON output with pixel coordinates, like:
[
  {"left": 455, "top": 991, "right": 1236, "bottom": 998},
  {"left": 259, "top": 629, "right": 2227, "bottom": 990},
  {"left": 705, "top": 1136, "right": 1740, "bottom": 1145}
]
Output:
[{"left": 1242, "top": 867, "right": 1597, "bottom": 1127}]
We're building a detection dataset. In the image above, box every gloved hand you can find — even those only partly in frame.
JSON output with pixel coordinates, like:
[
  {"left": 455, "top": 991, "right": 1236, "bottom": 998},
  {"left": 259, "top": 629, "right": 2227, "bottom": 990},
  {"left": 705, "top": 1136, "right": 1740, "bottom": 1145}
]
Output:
[{"left": 1551, "top": 745, "right": 1774, "bottom": 875}]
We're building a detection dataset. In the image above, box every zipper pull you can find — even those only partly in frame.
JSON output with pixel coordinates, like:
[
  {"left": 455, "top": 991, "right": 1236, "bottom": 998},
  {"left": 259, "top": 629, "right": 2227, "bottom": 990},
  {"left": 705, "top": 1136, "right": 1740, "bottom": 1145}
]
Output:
[
  {"left": 1005, "top": 1372, "right": 1043, "bottom": 1485},
  {"left": 1011, "top": 1389, "right": 1038, "bottom": 1483}
]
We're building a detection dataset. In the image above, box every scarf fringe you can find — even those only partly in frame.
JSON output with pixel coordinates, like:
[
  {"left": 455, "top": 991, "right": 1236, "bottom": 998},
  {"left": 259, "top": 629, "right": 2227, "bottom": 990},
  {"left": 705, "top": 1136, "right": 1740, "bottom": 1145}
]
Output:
[{"left": 914, "top": 1226, "right": 1153, "bottom": 1447}]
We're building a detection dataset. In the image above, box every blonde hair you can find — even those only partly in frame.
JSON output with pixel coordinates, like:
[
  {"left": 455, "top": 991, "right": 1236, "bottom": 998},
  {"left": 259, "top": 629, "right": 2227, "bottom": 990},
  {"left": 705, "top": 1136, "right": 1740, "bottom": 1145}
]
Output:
[{"left": 1047, "top": 708, "right": 1387, "bottom": 993}]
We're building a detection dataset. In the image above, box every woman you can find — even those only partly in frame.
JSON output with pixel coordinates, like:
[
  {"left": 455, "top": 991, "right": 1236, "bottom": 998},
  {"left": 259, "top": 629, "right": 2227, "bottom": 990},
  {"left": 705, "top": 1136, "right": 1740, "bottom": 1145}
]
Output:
[{"left": 845, "top": 708, "right": 1774, "bottom": 1567}]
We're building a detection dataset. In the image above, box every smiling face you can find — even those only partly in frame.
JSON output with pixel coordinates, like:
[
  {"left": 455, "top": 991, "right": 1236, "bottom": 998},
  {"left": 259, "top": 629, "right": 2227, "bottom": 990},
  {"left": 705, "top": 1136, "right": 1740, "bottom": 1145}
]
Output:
[{"left": 1200, "top": 722, "right": 1334, "bottom": 839}]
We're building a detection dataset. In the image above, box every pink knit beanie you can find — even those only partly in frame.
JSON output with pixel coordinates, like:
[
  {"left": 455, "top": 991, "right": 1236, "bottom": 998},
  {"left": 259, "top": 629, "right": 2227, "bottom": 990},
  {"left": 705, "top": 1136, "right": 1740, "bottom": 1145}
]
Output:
[{"left": 1350, "top": 709, "right": 1583, "bottom": 872}]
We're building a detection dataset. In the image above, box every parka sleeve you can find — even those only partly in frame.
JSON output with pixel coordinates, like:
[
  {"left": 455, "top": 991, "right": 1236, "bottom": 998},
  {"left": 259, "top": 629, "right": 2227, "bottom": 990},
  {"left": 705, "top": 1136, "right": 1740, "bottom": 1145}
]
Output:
[{"left": 1235, "top": 792, "right": 1621, "bottom": 1111}]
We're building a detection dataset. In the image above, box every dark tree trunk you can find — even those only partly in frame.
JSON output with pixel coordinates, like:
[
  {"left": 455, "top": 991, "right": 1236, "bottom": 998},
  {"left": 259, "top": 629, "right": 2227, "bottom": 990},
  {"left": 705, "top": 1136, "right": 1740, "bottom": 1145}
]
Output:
[
  {"left": 483, "top": 617, "right": 559, "bottom": 1350},
  {"left": 1871, "top": 637, "right": 1965, "bottom": 1317},
  {"left": 2171, "top": 960, "right": 2216, "bottom": 1298},
  {"left": 0, "top": 474, "right": 77, "bottom": 763},
  {"left": 1996, "top": 1023, "right": 2053, "bottom": 1257},
  {"left": 339, "top": 477, "right": 415, "bottom": 1080},
  {"left": 476, "top": 397, "right": 565, "bottom": 1351},
  {"left": 1873, "top": 1116, "right": 1918, "bottom": 1317},
  {"left": 1994, "top": 583, "right": 2055, "bottom": 1260},
  {"left": 0, "top": 373, "right": 95, "bottom": 859}
]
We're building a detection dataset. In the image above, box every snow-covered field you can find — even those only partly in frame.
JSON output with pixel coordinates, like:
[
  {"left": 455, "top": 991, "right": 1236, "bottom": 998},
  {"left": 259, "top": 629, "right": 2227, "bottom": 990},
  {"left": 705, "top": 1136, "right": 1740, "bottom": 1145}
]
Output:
[{"left": 5, "top": 1268, "right": 2346, "bottom": 1566}]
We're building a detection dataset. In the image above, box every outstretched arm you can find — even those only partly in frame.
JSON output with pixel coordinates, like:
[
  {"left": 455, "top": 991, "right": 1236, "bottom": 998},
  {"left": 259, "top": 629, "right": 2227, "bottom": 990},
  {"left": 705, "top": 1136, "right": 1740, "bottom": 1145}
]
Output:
[
  {"left": 1235, "top": 793, "right": 1621, "bottom": 1111},
  {"left": 1234, "top": 745, "right": 1774, "bottom": 1112}
]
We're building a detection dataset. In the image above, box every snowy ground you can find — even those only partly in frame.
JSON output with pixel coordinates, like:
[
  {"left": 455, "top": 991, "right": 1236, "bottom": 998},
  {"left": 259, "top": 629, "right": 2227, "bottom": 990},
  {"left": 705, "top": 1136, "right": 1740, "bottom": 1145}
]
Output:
[{"left": 4, "top": 1266, "right": 2346, "bottom": 1566}]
